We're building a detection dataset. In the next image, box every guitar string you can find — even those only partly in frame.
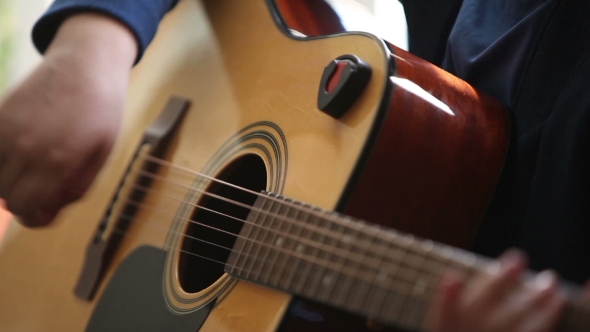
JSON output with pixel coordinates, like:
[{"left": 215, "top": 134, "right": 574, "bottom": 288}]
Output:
[
  {"left": 110, "top": 222, "right": 434, "bottom": 325},
  {"left": 119, "top": 196, "right": 445, "bottom": 287},
  {"left": 97, "top": 153, "right": 480, "bottom": 294},
  {"left": 109, "top": 214, "right": 438, "bottom": 303},
  {"left": 125, "top": 181, "right": 452, "bottom": 280},
  {"left": 142, "top": 155, "right": 442, "bottom": 242},
  {"left": 131, "top": 157, "right": 476, "bottom": 273}
]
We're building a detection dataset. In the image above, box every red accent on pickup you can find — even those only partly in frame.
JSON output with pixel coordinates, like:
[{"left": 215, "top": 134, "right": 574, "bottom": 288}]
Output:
[{"left": 326, "top": 61, "right": 348, "bottom": 93}]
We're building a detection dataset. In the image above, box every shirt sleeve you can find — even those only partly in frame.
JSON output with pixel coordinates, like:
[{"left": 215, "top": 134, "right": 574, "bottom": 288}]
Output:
[{"left": 32, "top": 0, "right": 179, "bottom": 63}]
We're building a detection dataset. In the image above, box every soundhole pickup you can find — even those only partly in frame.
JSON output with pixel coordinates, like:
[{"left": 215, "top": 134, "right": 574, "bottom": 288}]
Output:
[{"left": 74, "top": 97, "right": 191, "bottom": 301}]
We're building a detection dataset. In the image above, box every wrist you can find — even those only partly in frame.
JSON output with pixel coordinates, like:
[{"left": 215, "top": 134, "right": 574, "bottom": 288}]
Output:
[{"left": 45, "top": 13, "right": 138, "bottom": 71}]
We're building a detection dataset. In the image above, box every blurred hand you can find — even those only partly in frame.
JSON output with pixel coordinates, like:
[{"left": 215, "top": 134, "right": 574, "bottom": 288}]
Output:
[
  {"left": 426, "top": 249, "right": 565, "bottom": 332},
  {"left": 0, "top": 13, "right": 137, "bottom": 227}
]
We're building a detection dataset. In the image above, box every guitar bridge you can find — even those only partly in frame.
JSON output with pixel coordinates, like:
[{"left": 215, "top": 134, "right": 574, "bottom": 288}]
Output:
[{"left": 73, "top": 97, "right": 190, "bottom": 301}]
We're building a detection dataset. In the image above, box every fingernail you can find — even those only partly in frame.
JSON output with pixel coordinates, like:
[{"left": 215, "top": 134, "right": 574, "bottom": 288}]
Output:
[
  {"left": 486, "top": 261, "right": 501, "bottom": 275},
  {"left": 534, "top": 270, "right": 557, "bottom": 291},
  {"left": 499, "top": 249, "right": 526, "bottom": 267}
]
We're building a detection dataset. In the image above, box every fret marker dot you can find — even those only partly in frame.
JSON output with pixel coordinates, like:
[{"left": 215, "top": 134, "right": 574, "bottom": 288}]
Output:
[
  {"left": 403, "top": 234, "right": 415, "bottom": 245},
  {"left": 276, "top": 237, "right": 284, "bottom": 246},
  {"left": 413, "top": 280, "right": 426, "bottom": 294},
  {"left": 322, "top": 275, "right": 332, "bottom": 286},
  {"left": 296, "top": 244, "right": 305, "bottom": 252},
  {"left": 463, "top": 253, "right": 477, "bottom": 267},
  {"left": 440, "top": 246, "right": 454, "bottom": 260},
  {"left": 422, "top": 240, "right": 434, "bottom": 252}
]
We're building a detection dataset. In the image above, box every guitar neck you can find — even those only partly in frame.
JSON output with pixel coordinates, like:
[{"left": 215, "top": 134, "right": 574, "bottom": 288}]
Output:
[{"left": 225, "top": 192, "right": 590, "bottom": 331}]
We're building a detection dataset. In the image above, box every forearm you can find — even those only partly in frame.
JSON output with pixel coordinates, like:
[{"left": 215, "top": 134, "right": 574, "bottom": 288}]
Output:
[{"left": 33, "top": 0, "right": 179, "bottom": 63}]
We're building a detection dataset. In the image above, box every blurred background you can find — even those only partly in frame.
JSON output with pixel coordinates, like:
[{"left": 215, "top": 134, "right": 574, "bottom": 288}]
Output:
[{"left": 0, "top": 0, "right": 407, "bottom": 240}]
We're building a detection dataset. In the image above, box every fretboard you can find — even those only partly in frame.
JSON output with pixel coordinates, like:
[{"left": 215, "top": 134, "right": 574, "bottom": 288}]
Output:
[{"left": 225, "top": 192, "right": 590, "bottom": 331}]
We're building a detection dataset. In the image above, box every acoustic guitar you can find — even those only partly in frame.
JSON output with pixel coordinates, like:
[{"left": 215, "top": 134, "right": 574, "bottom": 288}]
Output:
[{"left": 0, "top": 0, "right": 588, "bottom": 331}]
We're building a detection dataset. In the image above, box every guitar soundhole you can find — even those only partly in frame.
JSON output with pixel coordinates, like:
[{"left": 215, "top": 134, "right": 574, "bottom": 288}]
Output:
[{"left": 178, "top": 154, "right": 267, "bottom": 293}]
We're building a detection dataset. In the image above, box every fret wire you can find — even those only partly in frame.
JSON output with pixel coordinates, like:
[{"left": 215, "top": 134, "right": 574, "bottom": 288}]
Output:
[
  {"left": 305, "top": 212, "right": 333, "bottom": 298},
  {"left": 374, "top": 244, "right": 426, "bottom": 290},
  {"left": 260, "top": 197, "right": 287, "bottom": 281},
  {"left": 293, "top": 211, "right": 323, "bottom": 294},
  {"left": 307, "top": 210, "right": 442, "bottom": 271},
  {"left": 276, "top": 203, "right": 304, "bottom": 288},
  {"left": 364, "top": 236, "right": 390, "bottom": 318},
  {"left": 348, "top": 222, "right": 377, "bottom": 312},
  {"left": 316, "top": 218, "right": 345, "bottom": 302},
  {"left": 333, "top": 220, "right": 361, "bottom": 306},
  {"left": 254, "top": 197, "right": 285, "bottom": 281},
  {"left": 327, "top": 216, "right": 352, "bottom": 301},
  {"left": 401, "top": 248, "right": 430, "bottom": 329},
  {"left": 341, "top": 222, "right": 367, "bottom": 312},
  {"left": 258, "top": 203, "right": 437, "bottom": 281},
  {"left": 234, "top": 215, "right": 442, "bottom": 298},
  {"left": 231, "top": 192, "right": 494, "bottom": 320},
  {"left": 285, "top": 208, "right": 311, "bottom": 288},
  {"left": 245, "top": 191, "right": 480, "bottom": 284},
  {"left": 239, "top": 213, "right": 458, "bottom": 297},
  {"left": 386, "top": 238, "right": 457, "bottom": 287},
  {"left": 377, "top": 236, "right": 410, "bottom": 325},
  {"left": 390, "top": 235, "right": 415, "bottom": 321},
  {"left": 264, "top": 198, "right": 297, "bottom": 287},
  {"left": 243, "top": 197, "right": 274, "bottom": 279},
  {"left": 330, "top": 218, "right": 353, "bottom": 305},
  {"left": 279, "top": 200, "right": 309, "bottom": 287},
  {"left": 229, "top": 197, "right": 264, "bottom": 275}
]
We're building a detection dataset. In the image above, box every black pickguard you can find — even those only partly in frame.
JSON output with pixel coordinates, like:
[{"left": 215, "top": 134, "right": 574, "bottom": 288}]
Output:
[{"left": 86, "top": 246, "right": 212, "bottom": 332}]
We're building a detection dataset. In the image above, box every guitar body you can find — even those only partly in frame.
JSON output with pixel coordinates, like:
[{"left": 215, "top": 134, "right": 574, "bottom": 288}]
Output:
[{"left": 0, "top": 1, "right": 508, "bottom": 331}]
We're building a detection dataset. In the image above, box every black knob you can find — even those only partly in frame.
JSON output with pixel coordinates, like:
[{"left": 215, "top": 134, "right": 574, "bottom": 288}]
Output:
[{"left": 318, "top": 54, "right": 372, "bottom": 118}]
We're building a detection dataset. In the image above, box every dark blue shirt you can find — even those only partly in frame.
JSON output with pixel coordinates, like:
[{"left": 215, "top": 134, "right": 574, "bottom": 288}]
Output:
[{"left": 443, "top": 0, "right": 556, "bottom": 108}]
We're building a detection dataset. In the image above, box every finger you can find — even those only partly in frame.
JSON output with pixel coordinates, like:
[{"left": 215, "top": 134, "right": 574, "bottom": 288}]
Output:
[
  {"left": 466, "top": 249, "right": 527, "bottom": 309},
  {"left": 58, "top": 143, "right": 110, "bottom": 207},
  {"left": 425, "top": 270, "right": 465, "bottom": 332},
  {"left": 520, "top": 291, "right": 565, "bottom": 332},
  {"left": 496, "top": 249, "right": 528, "bottom": 280},
  {"left": 529, "top": 270, "right": 560, "bottom": 303},
  {"left": 0, "top": 159, "right": 27, "bottom": 199},
  {"left": 6, "top": 166, "right": 63, "bottom": 227},
  {"left": 490, "top": 270, "right": 560, "bottom": 328}
]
